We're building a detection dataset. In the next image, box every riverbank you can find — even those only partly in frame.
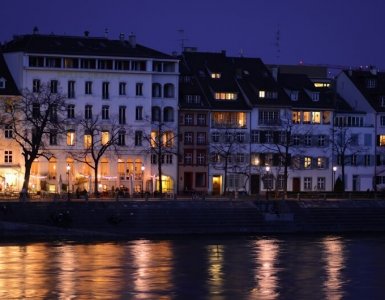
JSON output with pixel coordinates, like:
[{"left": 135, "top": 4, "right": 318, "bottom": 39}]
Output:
[{"left": 1, "top": 198, "right": 385, "bottom": 239}]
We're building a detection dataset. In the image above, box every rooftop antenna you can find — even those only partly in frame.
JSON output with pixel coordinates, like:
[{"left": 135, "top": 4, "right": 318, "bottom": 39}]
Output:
[
  {"left": 104, "top": 28, "right": 109, "bottom": 38},
  {"left": 177, "top": 29, "right": 188, "bottom": 53},
  {"left": 275, "top": 26, "right": 281, "bottom": 65}
]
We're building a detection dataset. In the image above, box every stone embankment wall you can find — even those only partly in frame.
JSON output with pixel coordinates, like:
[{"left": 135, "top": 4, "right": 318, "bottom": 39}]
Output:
[{"left": 1, "top": 199, "right": 385, "bottom": 239}]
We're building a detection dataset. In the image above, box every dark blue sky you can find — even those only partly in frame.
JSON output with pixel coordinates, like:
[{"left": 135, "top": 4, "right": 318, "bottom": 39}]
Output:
[{"left": 1, "top": 0, "right": 385, "bottom": 69}]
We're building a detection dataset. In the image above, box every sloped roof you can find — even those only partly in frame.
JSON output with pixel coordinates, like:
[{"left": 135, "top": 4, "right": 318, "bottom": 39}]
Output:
[
  {"left": 0, "top": 53, "right": 19, "bottom": 96},
  {"left": 1, "top": 34, "right": 174, "bottom": 59}
]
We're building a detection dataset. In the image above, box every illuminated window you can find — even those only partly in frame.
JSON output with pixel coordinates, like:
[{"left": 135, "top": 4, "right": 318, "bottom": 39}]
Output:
[
  {"left": 304, "top": 157, "right": 312, "bottom": 168},
  {"left": 259, "top": 90, "right": 266, "bottom": 98},
  {"left": 211, "top": 73, "right": 221, "bottom": 79},
  {"left": 164, "top": 131, "right": 174, "bottom": 147},
  {"left": 312, "top": 111, "right": 321, "bottom": 124},
  {"left": 303, "top": 111, "right": 311, "bottom": 124},
  {"left": 378, "top": 135, "right": 385, "bottom": 146},
  {"left": 214, "top": 92, "right": 237, "bottom": 100},
  {"left": 292, "top": 111, "right": 301, "bottom": 123},
  {"left": 84, "top": 134, "right": 92, "bottom": 148},
  {"left": 317, "top": 157, "right": 326, "bottom": 169},
  {"left": 67, "top": 130, "right": 75, "bottom": 146}
]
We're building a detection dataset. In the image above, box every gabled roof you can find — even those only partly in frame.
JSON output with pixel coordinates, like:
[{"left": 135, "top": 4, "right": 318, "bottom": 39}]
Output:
[
  {"left": 1, "top": 34, "right": 174, "bottom": 60},
  {"left": 343, "top": 69, "right": 385, "bottom": 112},
  {"left": 0, "top": 53, "right": 19, "bottom": 96}
]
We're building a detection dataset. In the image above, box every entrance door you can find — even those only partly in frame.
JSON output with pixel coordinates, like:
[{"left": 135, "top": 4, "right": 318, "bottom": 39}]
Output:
[
  {"left": 293, "top": 177, "right": 301, "bottom": 192},
  {"left": 352, "top": 175, "right": 359, "bottom": 191},
  {"left": 212, "top": 175, "right": 221, "bottom": 195},
  {"left": 250, "top": 174, "right": 260, "bottom": 194},
  {"left": 184, "top": 172, "right": 193, "bottom": 191}
]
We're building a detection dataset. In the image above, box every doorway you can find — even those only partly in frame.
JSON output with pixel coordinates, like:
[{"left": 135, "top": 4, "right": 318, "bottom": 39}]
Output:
[
  {"left": 212, "top": 175, "right": 222, "bottom": 195},
  {"left": 293, "top": 177, "right": 301, "bottom": 192},
  {"left": 250, "top": 174, "right": 260, "bottom": 194}
]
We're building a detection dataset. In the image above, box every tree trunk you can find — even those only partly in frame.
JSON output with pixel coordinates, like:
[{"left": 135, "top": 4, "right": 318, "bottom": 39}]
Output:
[
  {"left": 94, "top": 164, "right": 99, "bottom": 196},
  {"left": 158, "top": 154, "right": 163, "bottom": 198},
  {"left": 20, "top": 159, "right": 32, "bottom": 200}
]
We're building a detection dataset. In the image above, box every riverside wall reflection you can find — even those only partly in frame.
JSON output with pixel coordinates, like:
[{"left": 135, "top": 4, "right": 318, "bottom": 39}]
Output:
[{"left": 0, "top": 235, "right": 384, "bottom": 299}]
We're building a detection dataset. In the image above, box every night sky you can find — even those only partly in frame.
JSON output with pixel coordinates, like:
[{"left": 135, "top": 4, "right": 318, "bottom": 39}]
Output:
[{"left": 1, "top": 0, "right": 385, "bottom": 69}]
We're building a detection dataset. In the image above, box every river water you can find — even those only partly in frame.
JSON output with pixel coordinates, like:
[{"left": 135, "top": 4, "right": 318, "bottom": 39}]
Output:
[{"left": 1, "top": 234, "right": 385, "bottom": 299}]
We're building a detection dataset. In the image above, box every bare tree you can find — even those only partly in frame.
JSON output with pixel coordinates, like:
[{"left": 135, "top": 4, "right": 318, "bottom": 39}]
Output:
[
  {"left": 142, "top": 120, "right": 178, "bottom": 196},
  {"left": 210, "top": 129, "right": 248, "bottom": 194},
  {"left": 0, "top": 83, "right": 67, "bottom": 199},
  {"left": 69, "top": 116, "right": 120, "bottom": 195}
]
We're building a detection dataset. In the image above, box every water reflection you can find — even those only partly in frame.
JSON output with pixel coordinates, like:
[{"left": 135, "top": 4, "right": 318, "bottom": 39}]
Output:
[{"left": 0, "top": 236, "right": 384, "bottom": 299}]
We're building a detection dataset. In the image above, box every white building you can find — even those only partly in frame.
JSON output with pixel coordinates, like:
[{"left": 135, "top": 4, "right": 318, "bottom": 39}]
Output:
[{"left": 1, "top": 32, "right": 179, "bottom": 195}]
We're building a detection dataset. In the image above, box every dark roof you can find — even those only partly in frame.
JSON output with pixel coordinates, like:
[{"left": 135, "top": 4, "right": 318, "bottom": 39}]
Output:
[
  {"left": 344, "top": 69, "right": 385, "bottom": 112},
  {"left": 0, "top": 53, "right": 19, "bottom": 96},
  {"left": 1, "top": 34, "right": 174, "bottom": 59}
]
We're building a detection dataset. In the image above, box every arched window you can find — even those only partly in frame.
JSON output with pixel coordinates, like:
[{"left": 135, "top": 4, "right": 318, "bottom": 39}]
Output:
[
  {"left": 164, "top": 83, "right": 175, "bottom": 98},
  {"left": 152, "top": 106, "right": 161, "bottom": 122},
  {"left": 163, "top": 107, "right": 174, "bottom": 122},
  {"left": 152, "top": 83, "right": 162, "bottom": 98}
]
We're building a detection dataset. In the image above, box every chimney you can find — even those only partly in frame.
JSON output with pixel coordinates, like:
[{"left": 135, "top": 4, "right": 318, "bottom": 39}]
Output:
[
  {"left": 129, "top": 33, "right": 136, "bottom": 48},
  {"left": 84, "top": 31, "right": 90, "bottom": 37},
  {"left": 119, "top": 33, "right": 125, "bottom": 41},
  {"left": 104, "top": 28, "right": 109, "bottom": 38},
  {"left": 369, "top": 65, "right": 377, "bottom": 76},
  {"left": 271, "top": 66, "right": 279, "bottom": 81},
  {"left": 221, "top": 50, "right": 226, "bottom": 56},
  {"left": 32, "top": 26, "right": 39, "bottom": 35}
]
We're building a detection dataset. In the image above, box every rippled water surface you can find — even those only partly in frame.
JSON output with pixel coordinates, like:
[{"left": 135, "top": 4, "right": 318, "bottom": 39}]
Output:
[{"left": 1, "top": 234, "right": 385, "bottom": 299}]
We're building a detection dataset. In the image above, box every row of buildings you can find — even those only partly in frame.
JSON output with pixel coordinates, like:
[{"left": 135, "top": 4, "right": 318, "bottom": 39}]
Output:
[{"left": 0, "top": 31, "right": 384, "bottom": 195}]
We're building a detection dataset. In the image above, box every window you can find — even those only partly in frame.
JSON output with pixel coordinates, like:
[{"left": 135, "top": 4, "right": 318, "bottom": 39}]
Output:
[
  {"left": 152, "top": 106, "right": 161, "bottom": 122},
  {"left": 251, "top": 130, "right": 259, "bottom": 143},
  {"left": 318, "top": 135, "right": 325, "bottom": 147},
  {"left": 119, "top": 106, "right": 126, "bottom": 124},
  {"left": 184, "top": 114, "right": 193, "bottom": 125},
  {"left": 304, "top": 135, "right": 312, "bottom": 146},
  {"left": 4, "top": 125, "right": 12, "bottom": 139},
  {"left": 377, "top": 135, "right": 385, "bottom": 146},
  {"left": 322, "top": 111, "right": 331, "bottom": 124},
  {"left": 290, "top": 91, "right": 299, "bottom": 101},
  {"left": 101, "top": 131, "right": 110, "bottom": 145},
  {"left": 84, "top": 134, "right": 92, "bottom": 149},
  {"left": 364, "top": 154, "right": 371, "bottom": 166},
  {"left": 317, "top": 157, "right": 326, "bottom": 169},
  {"left": 32, "top": 103, "right": 40, "bottom": 118},
  {"left": 136, "top": 106, "right": 143, "bottom": 120},
  {"left": 263, "top": 174, "right": 273, "bottom": 190},
  {"left": 0, "top": 78, "right": 5, "bottom": 89},
  {"left": 351, "top": 134, "right": 359, "bottom": 146},
  {"left": 152, "top": 83, "right": 162, "bottom": 97},
  {"left": 102, "top": 82, "right": 109, "bottom": 99},
  {"left": 259, "top": 90, "right": 266, "bottom": 98},
  {"left": 135, "top": 131, "right": 142, "bottom": 146},
  {"left": 29, "top": 56, "right": 44, "bottom": 67},
  {"left": 4, "top": 150, "right": 12, "bottom": 163},
  {"left": 197, "top": 114, "right": 206, "bottom": 126},
  {"left": 118, "top": 131, "right": 126, "bottom": 146},
  {"left": 380, "top": 96, "right": 385, "bottom": 107},
  {"left": 311, "top": 93, "right": 320, "bottom": 101},
  {"left": 212, "top": 132, "right": 219, "bottom": 143},
  {"left": 265, "top": 131, "right": 273, "bottom": 143},
  {"left": 351, "top": 154, "right": 357, "bottom": 166},
  {"left": 304, "top": 177, "right": 312, "bottom": 190},
  {"left": 184, "top": 151, "right": 193, "bottom": 164},
  {"left": 50, "top": 80, "right": 58, "bottom": 93},
  {"left": 33, "top": 79, "right": 40, "bottom": 93},
  {"left": 292, "top": 111, "right": 301, "bottom": 123},
  {"left": 197, "top": 151, "right": 206, "bottom": 165},
  {"left": 102, "top": 105, "right": 109, "bottom": 120},
  {"left": 381, "top": 116, "right": 385, "bottom": 126},
  {"left": 214, "top": 92, "right": 237, "bottom": 100},
  {"left": 225, "top": 132, "right": 233, "bottom": 143},
  {"left": 119, "top": 82, "right": 126, "bottom": 95},
  {"left": 364, "top": 134, "right": 372, "bottom": 146},
  {"left": 184, "top": 132, "right": 193, "bottom": 145},
  {"left": 197, "top": 132, "right": 206, "bottom": 145},
  {"left": 164, "top": 84, "right": 175, "bottom": 98},
  {"left": 68, "top": 80, "right": 75, "bottom": 98},
  {"left": 312, "top": 112, "right": 321, "bottom": 124},
  {"left": 67, "top": 130, "right": 75, "bottom": 146},
  {"left": 259, "top": 110, "right": 279, "bottom": 125},
  {"left": 136, "top": 82, "right": 143, "bottom": 96},
  {"left": 45, "top": 57, "right": 61, "bottom": 68},
  {"left": 196, "top": 173, "right": 206, "bottom": 188},
  {"left": 50, "top": 104, "right": 58, "bottom": 122},
  {"left": 163, "top": 107, "right": 174, "bottom": 122},
  {"left": 98, "top": 59, "right": 113, "bottom": 70},
  {"left": 303, "top": 111, "right": 311, "bottom": 124},
  {"left": 85, "top": 105, "right": 92, "bottom": 119},
  {"left": 236, "top": 153, "right": 245, "bottom": 163},
  {"left": 366, "top": 78, "right": 376, "bottom": 88},
  {"left": 293, "top": 135, "right": 300, "bottom": 146},
  {"left": 49, "top": 130, "right": 57, "bottom": 145},
  {"left": 211, "top": 73, "right": 221, "bottom": 79},
  {"left": 317, "top": 177, "right": 325, "bottom": 190},
  {"left": 304, "top": 157, "right": 312, "bottom": 169},
  {"left": 64, "top": 58, "right": 79, "bottom": 68},
  {"left": 236, "top": 132, "right": 245, "bottom": 143},
  {"left": 165, "top": 154, "right": 173, "bottom": 164},
  {"left": 67, "top": 104, "right": 75, "bottom": 119},
  {"left": 85, "top": 81, "right": 92, "bottom": 95}
]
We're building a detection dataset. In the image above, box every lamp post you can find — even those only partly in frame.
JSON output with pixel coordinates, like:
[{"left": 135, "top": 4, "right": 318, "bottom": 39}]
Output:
[
  {"left": 141, "top": 164, "right": 145, "bottom": 195},
  {"left": 66, "top": 164, "right": 71, "bottom": 201},
  {"left": 265, "top": 165, "right": 270, "bottom": 200},
  {"left": 332, "top": 166, "right": 337, "bottom": 192}
]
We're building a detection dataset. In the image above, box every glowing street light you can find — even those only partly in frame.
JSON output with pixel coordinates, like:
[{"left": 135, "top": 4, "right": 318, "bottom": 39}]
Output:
[
  {"left": 332, "top": 166, "right": 337, "bottom": 192},
  {"left": 66, "top": 164, "right": 71, "bottom": 201},
  {"left": 141, "top": 164, "right": 145, "bottom": 194},
  {"left": 265, "top": 165, "right": 271, "bottom": 200}
]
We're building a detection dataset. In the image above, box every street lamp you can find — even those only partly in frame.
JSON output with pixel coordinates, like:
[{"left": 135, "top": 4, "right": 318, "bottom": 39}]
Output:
[
  {"left": 332, "top": 166, "right": 337, "bottom": 192},
  {"left": 66, "top": 164, "right": 71, "bottom": 201},
  {"left": 141, "top": 164, "right": 145, "bottom": 194},
  {"left": 265, "top": 165, "right": 270, "bottom": 200}
]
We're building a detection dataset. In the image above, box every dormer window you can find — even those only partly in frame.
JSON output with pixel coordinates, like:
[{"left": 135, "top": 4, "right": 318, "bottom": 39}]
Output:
[
  {"left": 367, "top": 78, "right": 377, "bottom": 88},
  {"left": 380, "top": 96, "right": 385, "bottom": 107},
  {"left": 214, "top": 92, "right": 237, "bottom": 100},
  {"left": 259, "top": 90, "right": 266, "bottom": 98},
  {"left": 290, "top": 91, "right": 299, "bottom": 101},
  {"left": 0, "top": 78, "right": 5, "bottom": 89},
  {"left": 311, "top": 92, "right": 320, "bottom": 101},
  {"left": 211, "top": 73, "right": 221, "bottom": 79}
]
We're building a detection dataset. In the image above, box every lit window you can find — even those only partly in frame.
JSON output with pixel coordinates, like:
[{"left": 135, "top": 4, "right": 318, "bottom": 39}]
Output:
[
  {"left": 304, "top": 157, "right": 312, "bottom": 168},
  {"left": 214, "top": 92, "right": 237, "bottom": 100},
  {"left": 84, "top": 134, "right": 92, "bottom": 148},
  {"left": 303, "top": 111, "right": 311, "bottom": 124},
  {"left": 67, "top": 131, "right": 75, "bottom": 146},
  {"left": 379, "top": 135, "right": 385, "bottom": 146},
  {"left": 312, "top": 112, "right": 321, "bottom": 124},
  {"left": 317, "top": 157, "right": 325, "bottom": 169},
  {"left": 101, "top": 131, "right": 109, "bottom": 145},
  {"left": 292, "top": 111, "right": 301, "bottom": 123},
  {"left": 259, "top": 90, "right": 266, "bottom": 98},
  {"left": 211, "top": 73, "right": 221, "bottom": 79}
]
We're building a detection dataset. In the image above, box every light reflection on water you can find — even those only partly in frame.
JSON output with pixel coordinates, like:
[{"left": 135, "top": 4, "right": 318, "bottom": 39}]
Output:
[{"left": 0, "top": 235, "right": 385, "bottom": 299}]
